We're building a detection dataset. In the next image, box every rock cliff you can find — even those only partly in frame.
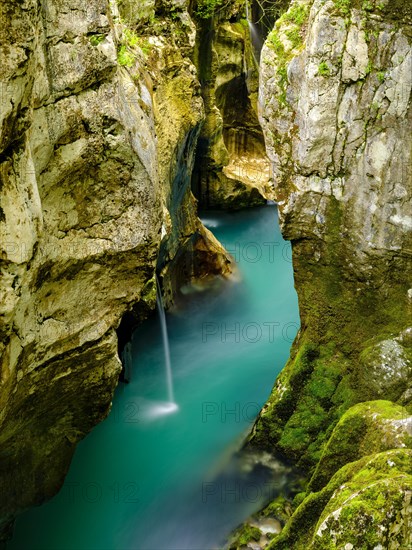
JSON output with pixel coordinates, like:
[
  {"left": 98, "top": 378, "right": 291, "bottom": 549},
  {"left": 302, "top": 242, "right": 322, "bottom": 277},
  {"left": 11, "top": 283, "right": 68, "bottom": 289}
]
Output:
[
  {"left": 191, "top": 0, "right": 273, "bottom": 208},
  {"left": 1, "top": 0, "right": 411, "bottom": 545},
  {"left": 0, "top": 0, "right": 232, "bottom": 540},
  {"left": 243, "top": 0, "right": 412, "bottom": 546}
]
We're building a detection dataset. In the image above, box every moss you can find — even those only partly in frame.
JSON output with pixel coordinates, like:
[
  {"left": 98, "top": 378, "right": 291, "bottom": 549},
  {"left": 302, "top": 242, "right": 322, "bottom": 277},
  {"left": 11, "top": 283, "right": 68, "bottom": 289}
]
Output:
[
  {"left": 249, "top": 335, "right": 362, "bottom": 471},
  {"left": 268, "top": 488, "right": 333, "bottom": 549},
  {"left": 267, "top": 30, "right": 285, "bottom": 56},
  {"left": 292, "top": 492, "right": 306, "bottom": 508},
  {"left": 317, "top": 61, "right": 330, "bottom": 76},
  {"left": 228, "top": 523, "right": 262, "bottom": 549},
  {"left": 117, "top": 27, "right": 153, "bottom": 66},
  {"left": 332, "top": 0, "right": 352, "bottom": 16},
  {"left": 362, "top": 0, "right": 374, "bottom": 10},
  {"left": 141, "top": 275, "right": 157, "bottom": 309},
  {"left": 262, "top": 495, "right": 293, "bottom": 525},
  {"left": 194, "top": 0, "right": 223, "bottom": 19},
  {"left": 282, "top": 3, "right": 310, "bottom": 25},
  {"left": 286, "top": 27, "right": 303, "bottom": 48},
  {"left": 117, "top": 45, "right": 135, "bottom": 67},
  {"left": 377, "top": 70, "right": 385, "bottom": 82},
  {"left": 267, "top": 450, "right": 412, "bottom": 549},
  {"left": 89, "top": 33, "right": 106, "bottom": 46},
  {"left": 312, "top": 450, "right": 412, "bottom": 549},
  {"left": 309, "top": 400, "right": 412, "bottom": 491},
  {"left": 267, "top": 1, "right": 310, "bottom": 56}
]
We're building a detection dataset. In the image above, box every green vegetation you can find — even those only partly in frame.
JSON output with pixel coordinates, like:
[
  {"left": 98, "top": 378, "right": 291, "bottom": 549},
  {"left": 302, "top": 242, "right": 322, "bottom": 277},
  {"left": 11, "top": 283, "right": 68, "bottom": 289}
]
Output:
[
  {"left": 268, "top": 30, "right": 285, "bottom": 55},
  {"left": 262, "top": 495, "right": 293, "bottom": 524},
  {"left": 282, "top": 2, "right": 310, "bottom": 25},
  {"left": 228, "top": 524, "right": 261, "bottom": 549},
  {"left": 267, "top": 1, "right": 310, "bottom": 54},
  {"left": 362, "top": 0, "right": 374, "bottom": 10},
  {"left": 312, "top": 450, "right": 412, "bottom": 549},
  {"left": 268, "top": 450, "right": 412, "bottom": 549},
  {"left": 286, "top": 28, "right": 302, "bottom": 48},
  {"left": 169, "top": 7, "right": 180, "bottom": 21},
  {"left": 333, "top": 0, "right": 352, "bottom": 16},
  {"left": 194, "top": 0, "right": 223, "bottom": 19},
  {"left": 117, "top": 27, "right": 153, "bottom": 66},
  {"left": 365, "top": 59, "right": 374, "bottom": 75},
  {"left": 377, "top": 70, "right": 385, "bottom": 83},
  {"left": 309, "top": 400, "right": 412, "bottom": 491},
  {"left": 118, "top": 45, "right": 135, "bottom": 67},
  {"left": 250, "top": 196, "right": 411, "bottom": 473},
  {"left": 239, "top": 17, "right": 249, "bottom": 29},
  {"left": 266, "top": 2, "right": 311, "bottom": 111},
  {"left": 248, "top": 341, "right": 353, "bottom": 469},
  {"left": 318, "top": 61, "right": 330, "bottom": 76},
  {"left": 89, "top": 34, "right": 106, "bottom": 47},
  {"left": 123, "top": 28, "right": 139, "bottom": 48}
]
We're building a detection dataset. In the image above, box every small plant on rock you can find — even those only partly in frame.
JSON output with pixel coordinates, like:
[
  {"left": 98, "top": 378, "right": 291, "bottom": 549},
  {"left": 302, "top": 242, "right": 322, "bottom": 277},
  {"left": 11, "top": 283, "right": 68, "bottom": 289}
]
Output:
[{"left": 318, "top": 61, "right": 330, "bottom": 76}]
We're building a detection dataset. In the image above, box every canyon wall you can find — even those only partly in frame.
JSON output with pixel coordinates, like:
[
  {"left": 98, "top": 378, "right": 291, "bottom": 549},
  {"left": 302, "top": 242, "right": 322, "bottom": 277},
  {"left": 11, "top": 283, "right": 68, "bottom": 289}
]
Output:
[
  {"left": 0, "top": 0, "right": 232, "bottom": 540},
  {"left": 245, "top": 0, "right": 412, "bottom": 547},
  {"left": 191, "top": 1, "right": 273, "bottom": 208}
]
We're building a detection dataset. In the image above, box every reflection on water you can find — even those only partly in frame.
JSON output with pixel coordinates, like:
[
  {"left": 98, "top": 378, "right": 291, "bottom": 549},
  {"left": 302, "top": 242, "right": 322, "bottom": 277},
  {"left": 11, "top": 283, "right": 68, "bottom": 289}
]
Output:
[{"left": 11, "top": 206, "right": 300, "bottom": 550}]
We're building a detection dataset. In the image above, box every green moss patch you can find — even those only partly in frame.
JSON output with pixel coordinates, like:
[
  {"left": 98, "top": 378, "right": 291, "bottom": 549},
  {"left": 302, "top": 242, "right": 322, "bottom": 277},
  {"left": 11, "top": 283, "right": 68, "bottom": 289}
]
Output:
[
  {"left": 309, "top": 400, "right": 412, "bottom": 491},
  {"left": 267, "top": 449, "right": 412, "bottom": 549},
  {"left": 228, "top": 523, "right": 262, "bottom": 549}
]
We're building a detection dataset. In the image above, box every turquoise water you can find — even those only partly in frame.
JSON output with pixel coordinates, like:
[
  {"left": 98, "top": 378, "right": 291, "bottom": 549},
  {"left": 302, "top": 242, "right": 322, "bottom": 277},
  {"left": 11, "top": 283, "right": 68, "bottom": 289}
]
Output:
[{"left": 10, "top": 206, "right": 299, "bottom": 550}]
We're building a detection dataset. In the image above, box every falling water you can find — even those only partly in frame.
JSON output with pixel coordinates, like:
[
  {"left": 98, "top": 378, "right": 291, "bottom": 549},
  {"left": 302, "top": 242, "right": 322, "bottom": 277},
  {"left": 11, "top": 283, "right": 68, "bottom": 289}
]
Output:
[
  {"left": 10, "top": 206, "right": 300, "bottom": 550},
  {"left": 245, "top": 0, "right": 263, "bottom": 65},
  {"left": 156, "top": 275, "right": 177, "bottom": 408}
]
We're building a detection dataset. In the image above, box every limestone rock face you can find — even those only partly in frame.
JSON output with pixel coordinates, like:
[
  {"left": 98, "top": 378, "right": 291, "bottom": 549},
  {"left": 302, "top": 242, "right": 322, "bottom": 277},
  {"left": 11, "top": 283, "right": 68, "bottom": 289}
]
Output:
[
  {"left": 260, "top": 0, "right": 412, "bottom": 260},
  {"left": 192, "top": 7, "right": 272, "bottom": 209},
  {"left": 0, "top": 0, "right": 232, "bottom": 538},
  {"left": 247, "top": 0, "right": 412, "bottom": 546},
  {"left": 252, "top": 0, "right": 412, "bottom": 468}
]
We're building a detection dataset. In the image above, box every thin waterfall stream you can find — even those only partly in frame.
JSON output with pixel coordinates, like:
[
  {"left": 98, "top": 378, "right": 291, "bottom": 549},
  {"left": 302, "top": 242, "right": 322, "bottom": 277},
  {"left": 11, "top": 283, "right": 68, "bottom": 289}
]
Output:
[
  {"left": 10, "top": 206, "right": 300, "bottom": 550},
  {"left": 155, "top": 274, "right": 178, "bottom": 413},
  {"left": 245, "top": 0, "right": 263, "bottom": 64}
]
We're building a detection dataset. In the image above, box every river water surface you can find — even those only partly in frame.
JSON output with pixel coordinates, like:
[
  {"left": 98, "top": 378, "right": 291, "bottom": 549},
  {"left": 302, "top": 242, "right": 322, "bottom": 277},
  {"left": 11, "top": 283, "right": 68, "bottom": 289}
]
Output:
[{"left": 11, "top": 206, "right": 299, "bottom": 550}]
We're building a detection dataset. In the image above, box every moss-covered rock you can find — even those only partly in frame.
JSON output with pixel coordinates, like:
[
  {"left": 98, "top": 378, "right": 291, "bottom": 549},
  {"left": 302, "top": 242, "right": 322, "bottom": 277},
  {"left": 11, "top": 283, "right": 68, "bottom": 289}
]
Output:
[
  {"left": 261, "top": 495, "right": 294, "bottom": 526},
  {"left": 267, "top": 449, "right": 412, "bottom": 549},
  {"left": 250, "top": 0, "right": 412, "bottom": 472},
  {"left": 243, "top": 0, "right": 412, "bottom": 545},
  {"left": 309, "top": 400, "right": 412, "bottom": 491},
  {"left": 248, "top": 340, "right": 358, "bottom": 470},
  {"left": 313, "top": 449, "right": 412, "bottom": 549},
  {"left": 228, "top": 523, "right": 262, "bottom": 549}
]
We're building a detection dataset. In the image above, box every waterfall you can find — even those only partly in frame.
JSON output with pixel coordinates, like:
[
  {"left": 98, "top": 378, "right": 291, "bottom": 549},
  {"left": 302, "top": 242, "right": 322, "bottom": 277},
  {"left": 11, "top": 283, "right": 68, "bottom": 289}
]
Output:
[
  {"left": 245, "top": 0, "right": 263, "bottom": 66},
  {"left": 156, "top": 275, "right": 177, "bottom": 409}
]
